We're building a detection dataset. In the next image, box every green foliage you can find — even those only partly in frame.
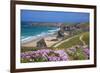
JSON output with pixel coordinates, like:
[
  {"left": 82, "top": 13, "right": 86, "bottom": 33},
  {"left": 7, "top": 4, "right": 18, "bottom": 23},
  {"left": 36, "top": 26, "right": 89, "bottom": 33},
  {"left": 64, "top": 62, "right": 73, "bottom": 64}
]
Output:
[
  {"left": 82, "top": 32, "right": 89, "bottom": 45},
  {"left": 53, "top": 31, "right": 89, "bottom": 49},
  {"left": 72, "top": 30, "right": 84, "bottom": 35},
  {"left": 33, "top": 57, "right": 47, "bottom": 62},
  {"left": 56, "top": 35, "right": 82, "bottom": 49},
  {"left": 21, "top": 58, "right": 29, "bottom": 63},
  {"left": 79, "top": 22, "right": 89, "bottom": 28},
  {"left": 21, "top": 47, "right": 38, "bottom": 52},
  {"left": 21, "top": 57, "right": 47, "bottom": 63},
  {"left": 73, "top": 48, "right": 86, "bottom": 60},
  {"left": 67, "top": 48, "right": 87, "bottom": 60}
]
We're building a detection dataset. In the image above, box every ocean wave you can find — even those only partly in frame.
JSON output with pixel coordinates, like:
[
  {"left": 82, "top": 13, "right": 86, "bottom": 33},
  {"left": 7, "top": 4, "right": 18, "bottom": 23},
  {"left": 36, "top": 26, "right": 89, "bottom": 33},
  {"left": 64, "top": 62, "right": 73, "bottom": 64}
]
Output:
[
  {"left": 48, "top": 28, "right": 60, "bottom": 33},
  {"left": 21, "top": 28, "right": 60, "bottom": 43}
]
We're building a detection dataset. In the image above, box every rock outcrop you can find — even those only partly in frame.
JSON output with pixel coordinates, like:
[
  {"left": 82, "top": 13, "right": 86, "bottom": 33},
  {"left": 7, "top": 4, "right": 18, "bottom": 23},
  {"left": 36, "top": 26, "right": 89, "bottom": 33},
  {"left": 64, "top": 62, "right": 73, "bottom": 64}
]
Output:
[
  {"left": 56, "top": 30, "right": 64, "bottom": 38},
  {"left": 36, "top": 38, "right": 47, "bottom": 48}
]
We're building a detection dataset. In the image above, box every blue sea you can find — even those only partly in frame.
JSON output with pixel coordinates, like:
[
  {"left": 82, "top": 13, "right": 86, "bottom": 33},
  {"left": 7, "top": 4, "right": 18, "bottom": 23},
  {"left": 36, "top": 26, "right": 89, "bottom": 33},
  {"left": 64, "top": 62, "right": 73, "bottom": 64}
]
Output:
[{"left": 21, "top": 22, "right": 60, "bottom": 43}]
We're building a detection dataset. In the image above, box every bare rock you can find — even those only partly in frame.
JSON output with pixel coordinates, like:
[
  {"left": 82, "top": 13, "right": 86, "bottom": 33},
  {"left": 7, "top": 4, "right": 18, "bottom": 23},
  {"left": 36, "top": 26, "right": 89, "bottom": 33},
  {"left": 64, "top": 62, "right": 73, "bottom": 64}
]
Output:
[{"left": 36, "top": 38, "right": 47, "bottom": 48}]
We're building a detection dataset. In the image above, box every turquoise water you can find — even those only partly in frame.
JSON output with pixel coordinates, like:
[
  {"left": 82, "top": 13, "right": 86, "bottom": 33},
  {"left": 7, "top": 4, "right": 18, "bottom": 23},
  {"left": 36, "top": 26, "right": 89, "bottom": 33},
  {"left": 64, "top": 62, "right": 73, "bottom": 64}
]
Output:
[{"left": 21, "top": 22, "right": 59, "bottom": 42}]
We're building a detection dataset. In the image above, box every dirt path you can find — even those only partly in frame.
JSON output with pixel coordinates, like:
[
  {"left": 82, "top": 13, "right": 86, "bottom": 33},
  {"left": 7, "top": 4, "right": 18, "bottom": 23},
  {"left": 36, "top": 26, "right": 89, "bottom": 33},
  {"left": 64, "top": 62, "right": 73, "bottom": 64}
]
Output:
[
  {"left": 80, "top": 34, "right": 86, "bottom": 45},
  {"left": 53, "top": 35, "right": 79, "bottom": 47},
  {"left": 53, "top": 33, "right": 86, "bottom": 48}
]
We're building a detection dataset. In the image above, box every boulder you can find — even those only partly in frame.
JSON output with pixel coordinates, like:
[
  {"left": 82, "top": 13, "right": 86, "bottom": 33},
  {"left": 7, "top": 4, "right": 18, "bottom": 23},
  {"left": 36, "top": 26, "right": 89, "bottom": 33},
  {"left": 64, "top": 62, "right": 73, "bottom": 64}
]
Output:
[
  {"left": 36, "top": 38, "right": 47, "bottom": 48},
  {"left": 56, "top": 30, "right": 64, "bottom": 38}
]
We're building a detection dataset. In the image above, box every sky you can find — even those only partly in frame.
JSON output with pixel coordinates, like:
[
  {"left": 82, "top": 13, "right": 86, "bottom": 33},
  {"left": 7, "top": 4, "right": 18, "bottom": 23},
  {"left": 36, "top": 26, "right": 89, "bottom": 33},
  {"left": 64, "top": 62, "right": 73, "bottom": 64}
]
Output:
[{"left": 21, "top": 10, "right": 89, "bottom": 23}]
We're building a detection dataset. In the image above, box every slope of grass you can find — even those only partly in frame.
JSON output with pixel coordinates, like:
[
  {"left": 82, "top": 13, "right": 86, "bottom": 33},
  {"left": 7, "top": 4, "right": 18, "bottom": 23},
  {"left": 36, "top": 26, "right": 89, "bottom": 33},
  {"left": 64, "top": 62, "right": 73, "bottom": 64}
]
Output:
[
  {"left": 73, "top": 48, "right": 87, "bottom": 60},
  {"left": 82, "top": 32, "right": 89, "bottom": 45},
  {"left": 55, "top": 34, "right": 82, "bottom": 49},
  {"left": 54, "top": 32, "right": 89, "bottom": 49},
  {"left": 79, "top": 22, "right": 89, "bottom": 27},
  {"left": 67, "top": 47, "right": 87, "bottom": 60}
]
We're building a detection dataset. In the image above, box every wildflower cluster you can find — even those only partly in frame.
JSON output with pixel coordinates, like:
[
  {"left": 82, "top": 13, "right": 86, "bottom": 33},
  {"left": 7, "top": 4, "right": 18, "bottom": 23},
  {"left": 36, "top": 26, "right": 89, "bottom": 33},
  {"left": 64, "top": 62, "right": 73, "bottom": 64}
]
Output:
[{"left": 21, "top": 49, "right": 69, "bottom": 63}]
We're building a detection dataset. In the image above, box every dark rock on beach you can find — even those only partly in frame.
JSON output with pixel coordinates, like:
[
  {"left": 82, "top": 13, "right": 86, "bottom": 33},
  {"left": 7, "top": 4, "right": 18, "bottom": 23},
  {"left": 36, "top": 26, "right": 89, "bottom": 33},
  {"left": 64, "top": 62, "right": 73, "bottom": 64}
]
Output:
[
  {"left": 36, "top": 38, "right": 47, "bottom": 48},
  {"left": 56, "top": 30, "right": 64, "bottom": 38}
]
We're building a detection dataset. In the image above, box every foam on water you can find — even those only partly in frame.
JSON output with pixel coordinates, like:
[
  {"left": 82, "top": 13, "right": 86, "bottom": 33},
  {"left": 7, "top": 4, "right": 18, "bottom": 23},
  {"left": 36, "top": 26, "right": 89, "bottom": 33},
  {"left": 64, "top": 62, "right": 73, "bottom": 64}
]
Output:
[{"left": 21, "top": 28, "right": 60, "bottom": 43}]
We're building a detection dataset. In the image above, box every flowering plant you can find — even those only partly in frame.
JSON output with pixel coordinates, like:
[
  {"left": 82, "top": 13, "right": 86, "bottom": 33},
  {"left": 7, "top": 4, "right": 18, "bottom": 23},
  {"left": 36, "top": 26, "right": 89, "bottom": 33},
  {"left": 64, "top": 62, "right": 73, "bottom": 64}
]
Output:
[{"left": 21, "top": 49, "right": 69, "bottom": 63}]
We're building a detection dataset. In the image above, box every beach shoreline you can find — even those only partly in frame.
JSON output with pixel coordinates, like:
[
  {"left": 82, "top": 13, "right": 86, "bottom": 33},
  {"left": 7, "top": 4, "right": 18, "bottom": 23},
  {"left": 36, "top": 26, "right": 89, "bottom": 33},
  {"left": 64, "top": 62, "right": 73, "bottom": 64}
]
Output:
[{"left": 21, "top": 33, "right": 60, "bottom": 47}]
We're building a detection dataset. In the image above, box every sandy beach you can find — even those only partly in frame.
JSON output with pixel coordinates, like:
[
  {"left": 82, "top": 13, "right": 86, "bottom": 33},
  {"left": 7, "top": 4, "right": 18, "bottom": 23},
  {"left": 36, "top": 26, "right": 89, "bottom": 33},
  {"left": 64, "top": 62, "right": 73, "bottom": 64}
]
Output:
[
  {"left": 45, "top": 36, "right": 59, "bottom": 47},
  {"left": 21, "top": 35, "right": 60, "bottom": 47}
]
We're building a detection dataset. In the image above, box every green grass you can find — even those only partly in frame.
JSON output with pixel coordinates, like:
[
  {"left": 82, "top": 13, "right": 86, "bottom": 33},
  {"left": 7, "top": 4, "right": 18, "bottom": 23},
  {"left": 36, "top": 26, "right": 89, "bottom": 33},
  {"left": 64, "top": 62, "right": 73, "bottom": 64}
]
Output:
[
  {"left": 55, "top": 35, "right": 82, "bottom": 49},
  {"left": 82, "top": 32, "right": 89, "bottom": 45},
  {"left": 72, "top": 48, "right": 86, "bottom": 60},
  {"left": 54, "top": 32, "right": 89, "bottom": 49},
  {"left": 79, "top": 22, "right": 89, "bottom": 27},
  {"left": 66, "top": 47, "right": 88, "bottom": 60},
  {"left": 21, "top": 47, "right": 39, "bottom": 52},
  {"left": 73, "top": 48, "right": 87, "bottom": 60},
  {"left": 21, "top": 57, "right": 47, "bottom": 63}
]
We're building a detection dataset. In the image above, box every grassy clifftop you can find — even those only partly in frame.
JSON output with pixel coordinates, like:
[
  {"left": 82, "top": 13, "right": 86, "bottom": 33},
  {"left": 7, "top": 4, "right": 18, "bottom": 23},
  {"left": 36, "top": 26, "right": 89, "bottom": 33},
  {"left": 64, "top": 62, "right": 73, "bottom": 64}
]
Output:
[{"left": 53, "top": 32, "right": 89, "bottom": 49}]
